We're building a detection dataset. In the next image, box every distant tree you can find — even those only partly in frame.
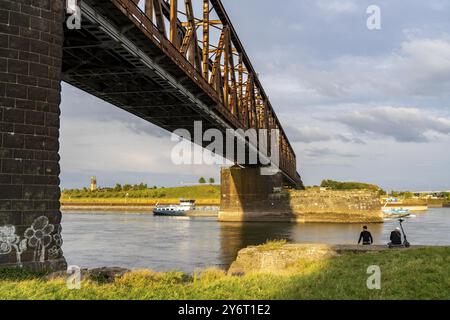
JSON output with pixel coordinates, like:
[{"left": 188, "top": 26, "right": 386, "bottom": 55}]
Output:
[
  {"left": 320, "top": 179, "right": 380, "bottom": 191},
  {"left": 122, "top": 184, "right": 132, "bottom": 192},
  {"left": 403, "top": 192, "right": 414, "bottom": 199},
  {"left": 114, "top": 183, "right": 122, "bottom": 192},
  {"left": 391, "top": 191, "right": 400, "bottom": 197},
  {"left": 208, "top": 178, "right": 215, "bottom": 184},
  {"left": 199, "top": 177, "right": 206, "bottom": 184},
  {"left": 138, "top": 183, "right": 147, "bottom": 190}
]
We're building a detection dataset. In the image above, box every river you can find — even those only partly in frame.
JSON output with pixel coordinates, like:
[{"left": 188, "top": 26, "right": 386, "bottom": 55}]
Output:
[{"left": 62, "top": 208, "right": 450, "bottom": 273}]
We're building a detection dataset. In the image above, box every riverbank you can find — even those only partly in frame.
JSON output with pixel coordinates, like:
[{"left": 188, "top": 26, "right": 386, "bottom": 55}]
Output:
[
  {"left": 0, "top": 245, "right": 448, "bottom": 300},
  {"left": 396, "top": 199, "right": 448, "bottom": 208},
  {"left": 61, "top": 200, "right": 220, "bottom": 212}
]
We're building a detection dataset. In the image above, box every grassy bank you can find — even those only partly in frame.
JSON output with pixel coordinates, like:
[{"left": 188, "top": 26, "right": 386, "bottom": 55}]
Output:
[
  {"left": 61, "top": 198, "right": 220, "bottom": 206},
  {"left": 0, "top": 247, "right": 448, "bottom": 300},
  {"left": 61, "top": 185, "right": 221, "bottom": 206}
]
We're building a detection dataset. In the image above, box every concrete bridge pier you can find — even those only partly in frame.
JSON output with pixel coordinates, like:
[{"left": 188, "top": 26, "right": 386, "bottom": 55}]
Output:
[
  {"left": 219, "top": 166, "right": 295, "bottom": 222},
  {"left": 0, "top": 0, "right": 66, "bottom": 270}
]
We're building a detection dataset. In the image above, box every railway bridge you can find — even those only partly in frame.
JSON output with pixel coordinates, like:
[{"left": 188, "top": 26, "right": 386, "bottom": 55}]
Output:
[{"left": 0, "top": 0, "right": 303, "bottom": 269}]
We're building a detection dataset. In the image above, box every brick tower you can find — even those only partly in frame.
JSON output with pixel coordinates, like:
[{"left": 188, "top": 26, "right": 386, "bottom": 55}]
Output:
[{"left": 0, "top": 0, "right": 66, "bottom": 270}]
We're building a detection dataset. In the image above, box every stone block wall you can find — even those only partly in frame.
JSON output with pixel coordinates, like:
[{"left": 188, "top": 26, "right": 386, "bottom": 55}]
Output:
[
  {"left": 219, "top": 167, "right": 383, "bottom": 223},
  {"left": 0, "top": 0, "right": 66, "bottom": 270},
  {"left": 219, "top": 166, "right": 294, "bottom": 222},
  {"left": 289, "top": 189, "right": 383, "bottom": 223}
]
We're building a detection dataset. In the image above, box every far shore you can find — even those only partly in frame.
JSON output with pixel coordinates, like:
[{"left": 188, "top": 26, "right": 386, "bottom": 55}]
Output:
[
  {"left": 61, "top": 198, "right": 219, "bottom": 207},
  {"left": 61, "top": 200, "right": 219, "bottom": 216}
]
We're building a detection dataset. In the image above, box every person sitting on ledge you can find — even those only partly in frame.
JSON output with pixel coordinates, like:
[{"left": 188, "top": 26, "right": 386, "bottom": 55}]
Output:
[
  {"left": 358, "top": 226, "right": 373, "bottom": 245},
  {"left": 389, "top": 227, "right": 403, "bottom": 246}
]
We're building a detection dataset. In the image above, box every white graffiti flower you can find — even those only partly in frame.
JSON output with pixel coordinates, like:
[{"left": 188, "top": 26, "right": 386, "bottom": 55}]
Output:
[
  {"left": 47, "top": 246, "right": 61, "bottom": 259},
  {"left": 53, "top": 224, "right": 63, "bottom": 248},
  {"left": 48, "top": 225, "right": 63, "bottom": 259},
  {"left": 0, "top": 226, "right": 19, "bottom": 255},
  {"left": 24, "top": 216, "right": 54, "bottom": 262},
  {"left": 0, "top": 225, "right": 27, "bottom": 266}
]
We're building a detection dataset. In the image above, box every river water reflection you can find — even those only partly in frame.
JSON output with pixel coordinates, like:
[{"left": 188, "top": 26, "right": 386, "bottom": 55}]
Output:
[{"left": 62, "top": 208, "right": 450, "bottom": 273}]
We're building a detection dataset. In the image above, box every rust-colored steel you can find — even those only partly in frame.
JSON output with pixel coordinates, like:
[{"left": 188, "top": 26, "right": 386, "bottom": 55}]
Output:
[{"left": 108, "top": 0, "right": 302, "bottom": 186}]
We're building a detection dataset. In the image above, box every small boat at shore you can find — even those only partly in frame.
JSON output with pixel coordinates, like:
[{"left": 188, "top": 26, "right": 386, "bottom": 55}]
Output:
[
  {"left": 153, "top": 200, "right": 196, "bottom": 216},
  {"left": 382, "top": 198, "right": 412, "bottom": 217},
  {"left": 383, "top": 208, "right": 411, "bottom": 217}
]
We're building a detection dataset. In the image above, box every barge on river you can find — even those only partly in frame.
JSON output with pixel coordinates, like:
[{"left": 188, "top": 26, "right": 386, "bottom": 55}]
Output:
[{"left": 153, "top": 200, "right": 196, "bottom": 216}]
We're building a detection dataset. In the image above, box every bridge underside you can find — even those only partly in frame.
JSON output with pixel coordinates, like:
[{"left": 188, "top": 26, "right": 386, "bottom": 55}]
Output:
[
  {"left": 62, "top": 0, "right": 303, "bottom": 188},
  {"left": 64, "top": 0, "right": 227, "bottom": 135}
]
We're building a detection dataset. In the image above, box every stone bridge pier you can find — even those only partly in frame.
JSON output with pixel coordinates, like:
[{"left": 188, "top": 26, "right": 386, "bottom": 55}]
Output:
[
  {"left": 0, "top": 0, "right": 66, "bottom": 270},
  {"left": 219, "top": 166, "right": 295, "bottom": 222}
]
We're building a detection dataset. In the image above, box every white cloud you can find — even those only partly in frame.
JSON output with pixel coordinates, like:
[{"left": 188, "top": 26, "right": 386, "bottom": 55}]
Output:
[
  {"left": 328, "top": 106, "right": 450, "bottom": 142},
  {"left": 285, "top": 125, "right": 364, "bottom": 144},
  {"left": 304, "top": 147, "right": 358, "bottom": 158},
  {"left": 260, "top": 35, "right": 450, "bottom": 109},
  {"left": 316, "top": 0, "right": 357, "bottom": 13}
]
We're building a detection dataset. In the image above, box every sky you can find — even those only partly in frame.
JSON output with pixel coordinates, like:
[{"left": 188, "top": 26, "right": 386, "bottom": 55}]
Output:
[{"left": 60, "top": 0, "right": 450, "bottom": 191}]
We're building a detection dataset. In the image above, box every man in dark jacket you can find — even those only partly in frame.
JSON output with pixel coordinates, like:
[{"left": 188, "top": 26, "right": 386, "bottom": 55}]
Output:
[
  {"left": 358, "top": 226, "right": 373, "bottom": 245},
  {"left": 390, "top": 228, "right": 403, "bottom": 245}
]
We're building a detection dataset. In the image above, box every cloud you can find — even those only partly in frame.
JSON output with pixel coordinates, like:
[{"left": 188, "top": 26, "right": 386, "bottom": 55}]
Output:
[
  {"left": 328, "top": 106, "right": 450, "bottom": 142},
  {"left": 285, "top": 126, "right": 365, "bottom": 144},
  {"left": 304, "top": 147, "right": 358, "bottom": 158},
  {"left": 285, "top": 126, "right": 333, "bottom": 143},
  {"left": 316, "top": 0, "right": 357, "bottom": 13},
  {"left": 259, "top": 35, "right": 450, "bottom": 110}
]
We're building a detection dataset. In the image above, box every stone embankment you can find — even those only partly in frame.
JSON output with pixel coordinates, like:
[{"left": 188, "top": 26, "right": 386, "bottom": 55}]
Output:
[{"left": 289, "top": 190, "right": 383, "bottom": 223}]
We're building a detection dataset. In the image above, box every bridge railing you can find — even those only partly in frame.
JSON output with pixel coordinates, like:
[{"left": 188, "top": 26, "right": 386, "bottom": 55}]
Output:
[{"left": 112, "top": 0, "right": 301, "bottom": 186}]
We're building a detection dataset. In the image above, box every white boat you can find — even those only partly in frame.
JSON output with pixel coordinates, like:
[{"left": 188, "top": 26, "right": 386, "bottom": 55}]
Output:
[
  {"left": 153, "top": 200, "right": 196, "bottom": 216},
  {"left": 382, "top": 198, "right": 411, "bottom": 217}
]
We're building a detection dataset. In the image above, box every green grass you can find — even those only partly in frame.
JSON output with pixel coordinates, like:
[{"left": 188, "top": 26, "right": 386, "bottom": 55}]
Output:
[
  {"left": 62, "top": 185, "right": 221, "bottom": 199},
  {"left": 256, "top": 239, "right": 287, "bottom": 251},
  {"left": 61, "top": 185, "right": 221, "bottom": 204},
  {"left": 0, "top": 247, "right": 448, "bottom": 300}
]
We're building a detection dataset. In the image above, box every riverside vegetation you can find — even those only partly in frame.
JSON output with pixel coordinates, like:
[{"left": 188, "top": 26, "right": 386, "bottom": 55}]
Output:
[
  {"left": 0, "top": 245, "right": 448, "bottom": 300},
  {"left": 61, "top": 185, "right": 221, "bottom": 206}
]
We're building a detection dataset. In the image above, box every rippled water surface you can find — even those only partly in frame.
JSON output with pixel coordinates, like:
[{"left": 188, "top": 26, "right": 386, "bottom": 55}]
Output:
[{"left": 62, "top": 208, "right": 450, "bottom": 273}]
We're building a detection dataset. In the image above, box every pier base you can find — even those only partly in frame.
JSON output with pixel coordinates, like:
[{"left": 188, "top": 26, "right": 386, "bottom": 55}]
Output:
[{"left": 218, "top": 166, "right": 294, "bottom": 222}]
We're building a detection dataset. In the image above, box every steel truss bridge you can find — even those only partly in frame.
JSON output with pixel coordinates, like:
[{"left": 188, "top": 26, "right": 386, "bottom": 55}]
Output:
[{"left": 63, "top": 0, "right": 303, "bottom": 187}]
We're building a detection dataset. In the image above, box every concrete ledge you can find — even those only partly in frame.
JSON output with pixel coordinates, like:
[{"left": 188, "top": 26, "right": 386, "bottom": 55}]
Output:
[{"left": 228, "top": 244, "right": 427, "bottom": 274}]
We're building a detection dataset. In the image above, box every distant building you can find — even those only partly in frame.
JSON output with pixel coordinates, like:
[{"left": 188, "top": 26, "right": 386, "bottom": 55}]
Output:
[{"left": 90, "top": 176, "right": 97, "bottom": 191}]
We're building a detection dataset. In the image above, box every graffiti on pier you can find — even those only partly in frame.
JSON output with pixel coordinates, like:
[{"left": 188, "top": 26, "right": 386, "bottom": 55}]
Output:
[{"left": 0, "top": 217, "right": 63, "bottom": 266}]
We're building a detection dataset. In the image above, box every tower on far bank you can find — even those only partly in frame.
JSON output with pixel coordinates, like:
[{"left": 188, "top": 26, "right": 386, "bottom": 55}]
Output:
[{"left": 90, "top": 177, "right": 98, "bottom": 192}]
